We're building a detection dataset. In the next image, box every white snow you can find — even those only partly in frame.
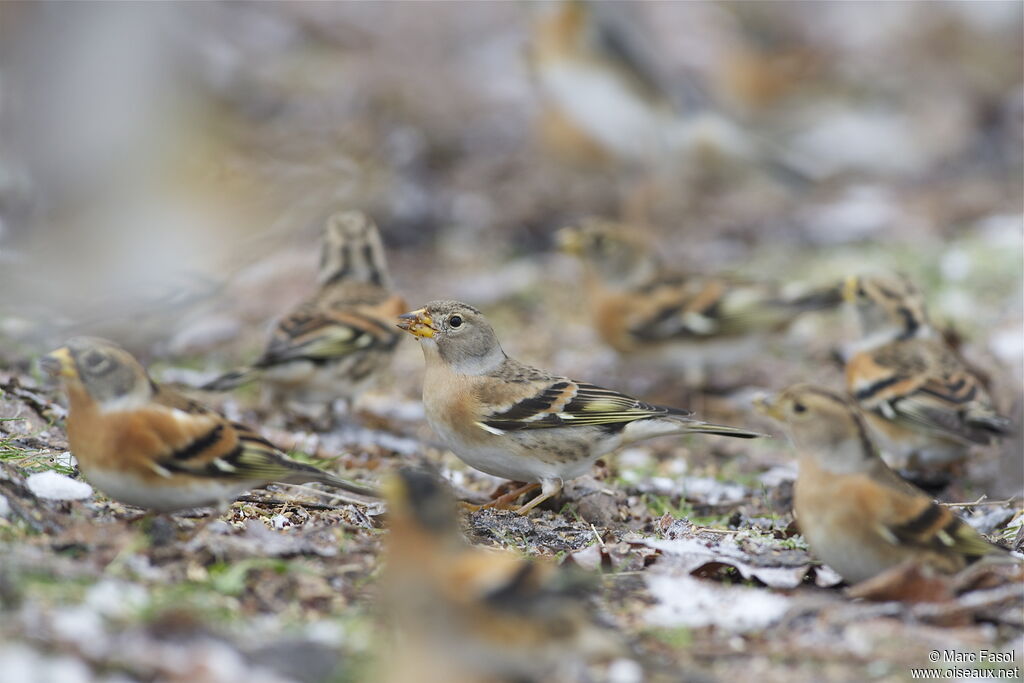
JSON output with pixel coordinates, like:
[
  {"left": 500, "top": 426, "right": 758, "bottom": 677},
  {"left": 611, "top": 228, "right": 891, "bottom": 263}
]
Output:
[
  {"left": 646, "top": 572, "right": 789, "bottom": 633},
  {"left": 0, "top": 494, "right": 9, "bottom": 518},
  {"left": 25, "top": 471, "right": 93, "bottom": 501}
]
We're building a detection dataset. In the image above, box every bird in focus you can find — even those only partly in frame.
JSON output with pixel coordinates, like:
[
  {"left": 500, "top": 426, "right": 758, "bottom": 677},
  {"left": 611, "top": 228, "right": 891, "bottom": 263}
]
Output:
[
  {"left": 42, "top": 336, "right": 379, "bottom": 513},
  {"left": 559, "top": 219, "right": 842, "bottom": 387},
  {"left": 202, "top": 210, "right": 407, "bottom": 428},
  {"left": 843, "top": 273, "right": 1013, "bottom": 474},
  {"left": 757, "top": 384, "right": 1009, "bottom": 585},
  {"left": 380, "top": 467, "right": 625, "bottom": 683},
  {"left": 396, "top": 300, "right": 762, "bottom": 514}
]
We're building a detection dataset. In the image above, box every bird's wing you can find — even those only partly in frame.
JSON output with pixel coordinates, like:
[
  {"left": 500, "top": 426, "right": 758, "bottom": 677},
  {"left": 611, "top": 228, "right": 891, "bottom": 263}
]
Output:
[
  {"left": 476, "top": 373, "right": 684, "bottom": 433},
  {"left": 882, "top": 489, "right": 1003, "bottom": 560},
  {"left": 848, "top": 341, "right": 1007, "bottom": 444}
]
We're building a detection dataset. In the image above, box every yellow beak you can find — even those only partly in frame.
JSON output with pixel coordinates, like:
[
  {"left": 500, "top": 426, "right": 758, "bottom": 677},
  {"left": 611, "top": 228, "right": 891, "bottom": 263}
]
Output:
[
  {"left": 752, "top": 394, "right": 784, "bottom": 421},
  {"left": 40, "top": 347, "right": 77, "bottom": 379},
  {"left": 555, "top": 226, "right": 584, "bottom": 255},
  {"left": 396, "top": 308, "right": 436, "bottom": 339},
  {"left": 842, "top": 275, "right": 859, "bottom": 304}
]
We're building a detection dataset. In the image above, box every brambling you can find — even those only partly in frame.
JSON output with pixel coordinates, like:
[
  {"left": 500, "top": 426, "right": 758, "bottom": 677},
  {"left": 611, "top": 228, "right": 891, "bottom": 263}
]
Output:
[
  {"left": 396, "top": 300, "right": 762, "bottom": 514},
  {"left": 381, "top": 468, "right": 622, "bottom": 682},
  {"left": 203, "top": 210, "right": 406, "bottom": 423},
  {"left": 757, "top": 385, "right": 1009, "bottom": 585},
  {"left": 42, "top": 337, "right": 379, "bottom": 513},
  {"left": 559, "top": 220, "right": 842, "bottom": 385},
  {"left": 527, "top": 1, "right": 817, "bottom": 182},
  {"left": 844, "top": 274, "right": 1013, "bottom": 470}
]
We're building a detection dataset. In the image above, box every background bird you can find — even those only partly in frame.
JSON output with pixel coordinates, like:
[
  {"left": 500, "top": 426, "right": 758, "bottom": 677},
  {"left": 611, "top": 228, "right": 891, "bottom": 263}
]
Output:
[
  {"left": 379, "top": 467, "right": 625, "bottom": 683},
  {"left": 559, "top": 219, "right": 842, "bottom": 387},
  {"left": 843, "top": 273, "right": 1013, "bottom": 474},
  {"left": 526, "top": 0, "right": 820, "bottom": 183},
  {"left": 202, "top": 210, "right": 407, "bottom": 428},
  {"left": 43, "top": 336, "right": 379, "bottom": 513},
  {"left": 757, "top": 384, "right": 1010, "bottom": 585},
  {"left": 397, "top": 300, "right": 762, "bottom": 514}
]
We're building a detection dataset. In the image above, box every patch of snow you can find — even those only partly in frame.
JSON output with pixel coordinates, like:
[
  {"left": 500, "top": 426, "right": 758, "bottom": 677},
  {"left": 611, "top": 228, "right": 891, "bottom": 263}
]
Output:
[
  {"left": 760, "top": 464, "right": 798, "bottom": 487},
  {"left": 678, "top": 476, "right": 746, "bottom": 505},
  {"left": 0, "top": 645, "right": 92, "bottom": 683},
  {"left": 990, "top": 328, "right": 1024, "bottom": 365},
  {"left": 607, "top": 658, "right": 644, "bottom": 683},
  {"left": 940, "top": 248, "right": 972, "bottom": 282},
  {"left": 52, "top": 606, "right": 107, "bottom": 657},
  {"left": 270, "top": 514, "right": 290, "bottom": 530},
  {"left": 25, "top": 471, "right": 93, "bottom": 501},
  {"left": 646, "top": 572, "right": 789, "bottom": 633},
  {"left": 800, "top": 185, "right": 900, "bottom": 245},
  {"left": 85, "top": 580, "right": 149, "bottom": 619},
  {"left": 791, "top": 110, "right": 925, "bottom": 176},
  {"left": 0, "top": 494, "right": 9, "bottom": 518}
]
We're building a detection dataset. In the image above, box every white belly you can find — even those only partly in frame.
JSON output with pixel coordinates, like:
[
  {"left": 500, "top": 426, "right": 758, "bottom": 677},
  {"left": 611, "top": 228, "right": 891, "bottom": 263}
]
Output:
[
  {"left": 84, "top": 468, "right": 257, "bottom": 512},
  {"left": 427, "top": 412, "right": 619, "bottom": 484}
]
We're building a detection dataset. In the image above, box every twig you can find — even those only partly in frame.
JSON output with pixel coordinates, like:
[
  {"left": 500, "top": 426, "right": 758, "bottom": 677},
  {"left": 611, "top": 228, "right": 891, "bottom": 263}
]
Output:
[
  {"left": 234, "top": 495, "right": 343, "bottom": 512},
  {"left": 590, "top": 523, "right": 605, "bottom": 549},
  {"left": 941, "top": 496, "right": 1019, "bottom": 509}
]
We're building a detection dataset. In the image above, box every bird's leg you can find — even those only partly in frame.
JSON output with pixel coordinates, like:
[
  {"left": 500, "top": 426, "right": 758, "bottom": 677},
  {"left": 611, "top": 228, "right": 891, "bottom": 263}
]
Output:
[
  {"left": 516, "top": 479, "right": 563, "bottom": 515},
  {"left": 460, "top": 482, "right": 541, "bottom": 512}
]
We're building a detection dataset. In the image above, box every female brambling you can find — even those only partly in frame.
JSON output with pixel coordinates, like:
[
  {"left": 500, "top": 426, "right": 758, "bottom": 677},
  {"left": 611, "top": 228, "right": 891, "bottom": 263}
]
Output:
[
  {"left": 396, "top": 300, "right": 762, "bottom": 514},
  {"left": 42, "top": 337, "right": 379, "bottom": 512},
  {"left": 844, "top": 274, "right": 1012, "bottom": 471},
  {"left": 528, "top": 1, "right": 818, "bottom": 182},
  {"left": 203, "top": 210, "right": 406, "bottom": 422},
  {"left": 757, "top": 384, "right": 1008, "bottom": 584},
  {"left": 559, "top": 220, "right": 842, "bottom": 385},
  {"left": 381, "top": 468, "right": 622, "bottom": 682}
]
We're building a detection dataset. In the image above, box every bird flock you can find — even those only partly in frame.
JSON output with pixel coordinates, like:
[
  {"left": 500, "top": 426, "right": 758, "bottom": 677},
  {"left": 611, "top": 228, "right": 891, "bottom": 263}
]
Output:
[{"left": 40, "top": 206, "right": 1017, "bottom": 680}]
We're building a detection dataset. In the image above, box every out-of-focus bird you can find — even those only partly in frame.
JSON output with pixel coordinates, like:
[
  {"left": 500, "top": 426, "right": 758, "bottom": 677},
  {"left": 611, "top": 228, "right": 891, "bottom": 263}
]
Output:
[
  {"left": 757, "top": 384, "right": 1010, "bottom": 584},
  {"left": 380, "top": 468, "right": 625, "bottom": 683},
  {"left": 42, "top": 337, "right": 379, "bottom": 512},
  {"left": 202, "top": 210, "right": 406, "bottom": 426},
  {"left": 397, "top": 300, "right": 762, "bottom": 514},
  {"left": 526, "top": 0, "right": 819, "bottom": 182},
  {"left": 843, "top": 273, "right": 1012, "bottom": 472},
  {"left": 559, "top": 220, "right": 842, "bottom": 386}
]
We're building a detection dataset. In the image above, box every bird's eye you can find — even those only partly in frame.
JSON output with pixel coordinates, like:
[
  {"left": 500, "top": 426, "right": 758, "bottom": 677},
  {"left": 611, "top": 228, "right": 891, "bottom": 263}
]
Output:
[
  {"left": 83, "top": 351, "right": 110, "bottom": 373},
  {"left": 449, "top": 315, "right": 463, "bottom": 328},
  {"left": 793, "top": 402, "right": 806, "bottom": 414}
]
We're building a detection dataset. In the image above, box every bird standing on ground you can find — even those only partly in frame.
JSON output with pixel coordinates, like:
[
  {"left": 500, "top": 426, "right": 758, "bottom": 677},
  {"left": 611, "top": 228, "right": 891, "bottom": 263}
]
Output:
[
  {"left": 380, "top": 468, "right": 624, "bottom": 683},
  {"left": 203, "top": 210, "right": 406, "bottom": 427},
  {"left": 527, "top": 0, "right": 818, "bottom": 182},
  {"left": 559, "top": 220, "right": 842, "bottom": 387},
  {"left": 397, "top": 300, "right": 762, "bottom": 514},
  {"left": 843, "top": 273, "right": 1012, "bottom": 472},
  {"left": 42, "top": 337, "right": 379, "bottom": 513},
  {"left": 757, "top": 384, "right": 1008, "bottom": 584}
]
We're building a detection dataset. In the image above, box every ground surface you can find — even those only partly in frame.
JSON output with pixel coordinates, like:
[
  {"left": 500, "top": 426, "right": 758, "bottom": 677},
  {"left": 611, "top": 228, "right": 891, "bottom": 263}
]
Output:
[{"left": 1, "top": 3, "right": 1023, "bottom": 682}]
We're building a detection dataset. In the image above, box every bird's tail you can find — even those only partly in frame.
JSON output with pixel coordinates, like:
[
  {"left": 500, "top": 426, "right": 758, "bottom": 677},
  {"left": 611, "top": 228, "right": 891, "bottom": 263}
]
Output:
[
  {"left": 201, "top": 367, "right": 258, "bottom": 391},
  {"left": 307, "top": 470, "right": 381, "bottom": 500},
  {"left": 781, "top": 282, "right": 844, "bottom": 312},
  {"left": 966, "top": 409, "right": 1015, "bottom": 437},
  {"left": 680, "top": 420, "right": 764, "bottom": 439}
]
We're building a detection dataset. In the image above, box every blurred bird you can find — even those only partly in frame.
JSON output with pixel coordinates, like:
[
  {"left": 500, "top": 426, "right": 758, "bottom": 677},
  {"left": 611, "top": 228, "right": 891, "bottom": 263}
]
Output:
[
  {"left": 559, "top": 220, "right": 843, "bottom": 386},
  {"left": 527, "top": 0, "right": 819, "bottom": 182},
  {"left": 397, "top": 300, "right": 762, "bottom": 514},
  {"left": 380, "top": 467, "right": 624, "bottom": 683},
  {"left": 757, "top": 384, "right": 1009, "bottom": 584},
  {"left": 42, "top": 337, "right": 379, "bottom": 512},
  {"left": 202, "top": 210, "right": 406, "bottom": 426},
  {"left": 844, "top": 274, "right": 1013, "bottom": 472}
]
